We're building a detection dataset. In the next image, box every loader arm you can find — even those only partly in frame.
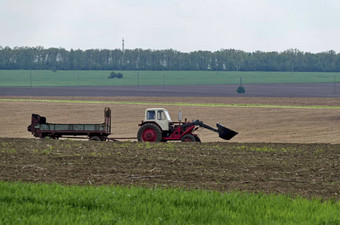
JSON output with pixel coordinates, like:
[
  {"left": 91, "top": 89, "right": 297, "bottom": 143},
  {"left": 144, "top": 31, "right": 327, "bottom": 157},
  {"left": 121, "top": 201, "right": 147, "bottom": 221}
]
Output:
[
  {"left": 192, "top": 120, "right": 218, "bottom": 132},
  {"left": 184, "top": 120, "right": 238, "bottom": 140}
]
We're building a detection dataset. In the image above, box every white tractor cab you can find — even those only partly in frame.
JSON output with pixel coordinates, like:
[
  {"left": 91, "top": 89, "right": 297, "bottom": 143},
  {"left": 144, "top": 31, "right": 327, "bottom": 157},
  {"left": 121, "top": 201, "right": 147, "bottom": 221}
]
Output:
[
  {"left": 137, "top": 108, "right": 238, "bottom": 143},
  {"left": 145, "top": 108, "right": 172, "bottom": 131}
]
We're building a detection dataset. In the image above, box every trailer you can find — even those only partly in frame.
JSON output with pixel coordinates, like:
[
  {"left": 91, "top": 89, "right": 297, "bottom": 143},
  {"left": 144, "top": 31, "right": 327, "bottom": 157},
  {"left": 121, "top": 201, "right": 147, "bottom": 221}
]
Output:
[{"left": 27, "top": 108, "right": 111, "bottom": 141}]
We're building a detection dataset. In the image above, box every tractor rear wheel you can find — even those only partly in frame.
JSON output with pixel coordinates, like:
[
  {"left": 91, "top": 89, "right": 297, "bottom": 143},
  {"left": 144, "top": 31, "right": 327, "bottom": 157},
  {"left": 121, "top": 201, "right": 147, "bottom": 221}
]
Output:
[
  {"left": 181, "top": 134, "right": 196, "bottom": 142},
  {"left": 137, "top": 123, "right": 162, "bottom": 142}
]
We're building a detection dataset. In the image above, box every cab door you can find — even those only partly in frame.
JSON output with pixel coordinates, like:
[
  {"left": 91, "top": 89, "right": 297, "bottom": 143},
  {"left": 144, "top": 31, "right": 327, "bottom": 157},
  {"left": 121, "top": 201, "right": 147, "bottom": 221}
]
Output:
[{"left": 156, "top": 110, "right": 169, "bottom": 131}]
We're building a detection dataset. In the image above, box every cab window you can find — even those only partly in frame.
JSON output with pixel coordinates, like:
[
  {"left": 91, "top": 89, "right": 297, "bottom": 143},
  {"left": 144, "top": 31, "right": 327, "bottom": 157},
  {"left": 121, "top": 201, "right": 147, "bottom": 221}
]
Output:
[
  {"left": 147, "top": 110, "right": 155, "bottom": 120},
  {"left": 157, "top": 110, "right": 166, "bottom": 120}
]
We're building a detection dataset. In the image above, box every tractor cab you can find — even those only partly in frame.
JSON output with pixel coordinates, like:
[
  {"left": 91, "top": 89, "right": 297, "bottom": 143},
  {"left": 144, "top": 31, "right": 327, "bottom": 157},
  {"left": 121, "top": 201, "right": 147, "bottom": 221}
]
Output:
[{"left": 144, "top": 108, "right": 172, "bottom": 131}]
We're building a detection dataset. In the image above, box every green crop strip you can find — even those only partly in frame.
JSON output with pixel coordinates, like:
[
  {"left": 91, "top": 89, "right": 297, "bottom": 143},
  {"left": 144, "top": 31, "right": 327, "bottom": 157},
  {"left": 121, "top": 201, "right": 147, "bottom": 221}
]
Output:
[
  {"left": 1, "top": 70, "right": 339, "bottom": 87},
  {"left": 1, "top": 98, "right": 339, "bottom": 109},
  {"left": 1, "top": 181, "right": 339, "bottom": 225}
]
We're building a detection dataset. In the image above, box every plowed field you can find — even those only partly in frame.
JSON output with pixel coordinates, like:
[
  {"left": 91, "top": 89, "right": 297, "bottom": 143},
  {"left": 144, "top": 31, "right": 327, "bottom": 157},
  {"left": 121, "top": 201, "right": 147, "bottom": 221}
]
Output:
[
  {"left": 0, "top": 96, "right": 339, "bottom": 143},
  {"left": 0, "top": 138, "right": 339, "bottom": 200},
  {"left": 0, "top": 96, "right": 339, "bottom": 200}
]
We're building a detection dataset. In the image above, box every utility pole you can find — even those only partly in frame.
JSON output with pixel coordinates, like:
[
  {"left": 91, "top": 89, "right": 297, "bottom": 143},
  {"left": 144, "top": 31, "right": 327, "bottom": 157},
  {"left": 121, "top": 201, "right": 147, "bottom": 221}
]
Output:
[
  {"left": 162, "top": 71, "right": 165, "bottom": 92},
  {"left": 30, "top": 70, "right": 32, "bottom": 88},
  {"left": 334, "top": 75, "right": 336, "bottom": 95},
  {"left": 121, "top": 38, "right": 125, "bottom": 70}
]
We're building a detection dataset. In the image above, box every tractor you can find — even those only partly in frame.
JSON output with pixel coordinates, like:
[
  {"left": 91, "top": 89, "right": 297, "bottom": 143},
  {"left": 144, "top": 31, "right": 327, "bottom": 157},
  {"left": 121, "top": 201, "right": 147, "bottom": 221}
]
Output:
[{"left": 137, "top": 108, "right": 237, "bottom": 142}]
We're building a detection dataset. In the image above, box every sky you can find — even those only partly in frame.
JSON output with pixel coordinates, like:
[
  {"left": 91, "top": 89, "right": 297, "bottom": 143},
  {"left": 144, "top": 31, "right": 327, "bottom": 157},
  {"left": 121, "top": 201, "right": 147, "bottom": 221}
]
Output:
[{"left": 1, "top": 0, "right": 340, "bottom": 53}]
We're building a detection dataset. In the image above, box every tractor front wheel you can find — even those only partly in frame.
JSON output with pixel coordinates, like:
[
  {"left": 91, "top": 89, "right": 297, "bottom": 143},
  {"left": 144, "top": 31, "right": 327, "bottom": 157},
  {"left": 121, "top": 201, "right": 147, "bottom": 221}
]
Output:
[
  {"left": 181, "top": 134, "right": 197, "bottom": 142},
  {"left": 137, "top": 123, "right": 162, "bottom": 142}
]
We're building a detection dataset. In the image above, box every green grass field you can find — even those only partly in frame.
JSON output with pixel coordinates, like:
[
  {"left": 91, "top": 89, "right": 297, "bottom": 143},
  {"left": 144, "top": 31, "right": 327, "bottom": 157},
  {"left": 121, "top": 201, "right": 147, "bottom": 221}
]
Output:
[
  {"left": 1, "top": 98, "right": 340, "bottom": 109},
  {"left": 0, "top": 70, "right": 339, "bottom": 87},
  {"left": 1, "top": 181, "right": 339, "bottom": 225}
]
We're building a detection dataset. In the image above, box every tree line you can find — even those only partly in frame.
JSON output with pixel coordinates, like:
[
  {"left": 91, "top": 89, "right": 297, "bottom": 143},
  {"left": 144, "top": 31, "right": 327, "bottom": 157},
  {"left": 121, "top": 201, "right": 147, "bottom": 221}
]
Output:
[{"left": 0, "top": 46, "right": 339, "bottom": 72}]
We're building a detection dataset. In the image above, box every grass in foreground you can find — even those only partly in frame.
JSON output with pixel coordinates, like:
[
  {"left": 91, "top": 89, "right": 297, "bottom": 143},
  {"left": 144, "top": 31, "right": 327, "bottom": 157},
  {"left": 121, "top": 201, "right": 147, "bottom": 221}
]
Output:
[{"left": 1, "top": 181, "right": 339, "bottom": 225}]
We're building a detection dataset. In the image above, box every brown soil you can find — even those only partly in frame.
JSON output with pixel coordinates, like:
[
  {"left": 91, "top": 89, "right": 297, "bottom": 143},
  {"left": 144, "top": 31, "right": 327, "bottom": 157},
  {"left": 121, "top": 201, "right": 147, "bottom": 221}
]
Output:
[
  {"left": 1, "top": 83, "right": 339, "bottom": 97},
  {"left": 0, "top": 138, "right": 339, "bottom": 200},
  {"left": 0, "top": 96, "right": 339, "bottom": 143},
  {"left": 1, "top": 96, "right": 339, "bottom": 200}
]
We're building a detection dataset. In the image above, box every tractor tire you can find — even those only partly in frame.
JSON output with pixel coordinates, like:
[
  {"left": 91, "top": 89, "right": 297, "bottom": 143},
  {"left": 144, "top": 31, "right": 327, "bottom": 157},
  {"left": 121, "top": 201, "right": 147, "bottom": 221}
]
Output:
[
  {"left": 181, "top": 134, "right": 197, "bottom": 142},
  {"left": 137, "top": 123, "right": 162, "bottom": 142},
  {"left": 89, "top": 136, "right": 101, "bottom": 141}
]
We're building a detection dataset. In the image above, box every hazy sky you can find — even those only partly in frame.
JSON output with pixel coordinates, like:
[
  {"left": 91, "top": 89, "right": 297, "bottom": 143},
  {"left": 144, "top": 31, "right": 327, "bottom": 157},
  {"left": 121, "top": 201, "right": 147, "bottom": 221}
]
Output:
[{"left": 1, "top": 0, "right": 339, "bottom": 53}]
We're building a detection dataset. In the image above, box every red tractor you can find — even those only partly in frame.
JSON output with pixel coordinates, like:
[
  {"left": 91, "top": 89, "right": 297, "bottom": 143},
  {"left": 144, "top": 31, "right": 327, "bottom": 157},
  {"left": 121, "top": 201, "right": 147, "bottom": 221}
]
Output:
[{"left": 137, "top": 108, "right": 237, "bottom": 142}]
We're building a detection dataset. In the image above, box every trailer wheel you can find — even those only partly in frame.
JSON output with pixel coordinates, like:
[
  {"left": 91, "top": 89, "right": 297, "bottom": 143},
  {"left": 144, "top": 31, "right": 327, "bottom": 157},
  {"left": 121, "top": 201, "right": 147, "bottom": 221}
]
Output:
[
  {"left": 89, "top": 136, "right": 101, "bottom": 141},
  {"left": 42, "top": 135, "right": 55, "bottom": 139},
  {"left": 137, "top": 123, "right": 162, "bottom": 142},
  {"left": 100, "top": 136, "right": 107, "bottom": 141},
  {"left": 181, "top": 134, "right": 196, "bottom": 142}
]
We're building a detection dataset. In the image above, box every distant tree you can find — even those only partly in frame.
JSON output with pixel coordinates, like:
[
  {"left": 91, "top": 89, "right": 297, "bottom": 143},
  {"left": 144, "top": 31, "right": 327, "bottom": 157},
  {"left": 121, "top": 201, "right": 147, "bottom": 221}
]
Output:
[
  {"left": 237, "top": 77, "right": 245, "bottom": 93},
  {"left": 237, "top": 86, "right": 245, "bottom": 94},
  {"left": 108, "top": 71, "right": 123, "bottom": 79},
  {"left": 0, "top": 46, "right": 339, "bottom": 72},
  {"left": 108, "top": 71, "right": 117, "bottom": 78}
]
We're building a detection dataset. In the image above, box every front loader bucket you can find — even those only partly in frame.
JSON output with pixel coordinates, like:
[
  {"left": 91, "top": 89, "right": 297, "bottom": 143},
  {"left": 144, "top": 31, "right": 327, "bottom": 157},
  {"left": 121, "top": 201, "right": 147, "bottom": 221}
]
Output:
[{"left": 217, "top": 123, "right": 238, "bottom": 140}]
